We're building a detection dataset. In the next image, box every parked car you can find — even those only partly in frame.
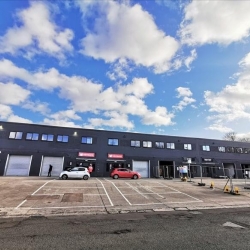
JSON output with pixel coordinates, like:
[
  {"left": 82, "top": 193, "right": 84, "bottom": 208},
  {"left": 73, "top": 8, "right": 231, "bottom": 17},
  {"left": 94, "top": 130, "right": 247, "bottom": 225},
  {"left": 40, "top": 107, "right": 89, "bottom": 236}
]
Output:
[
  {"left": 110, "top": 168, "right": 141, "bottom": 179},
  {"left": 59, "top": 167, "right": 90, "bottom": 180}
]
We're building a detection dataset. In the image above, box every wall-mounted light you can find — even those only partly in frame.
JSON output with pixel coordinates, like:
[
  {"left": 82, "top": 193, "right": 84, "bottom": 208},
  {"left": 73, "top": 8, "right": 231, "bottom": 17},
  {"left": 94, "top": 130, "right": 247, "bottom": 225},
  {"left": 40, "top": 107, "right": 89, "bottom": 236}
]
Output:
[
  {"left": 73, "top": 131, "right": 77, "bottom": 136},
  {"left": 0, "top": 125, "right": 3, "bottom": 130}
]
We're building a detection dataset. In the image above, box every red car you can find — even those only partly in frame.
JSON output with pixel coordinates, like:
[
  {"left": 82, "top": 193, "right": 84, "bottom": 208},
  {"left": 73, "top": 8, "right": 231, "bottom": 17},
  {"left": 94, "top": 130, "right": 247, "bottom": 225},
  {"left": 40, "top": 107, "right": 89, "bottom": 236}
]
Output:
[{"left": 110, "top": 168, "right": 141, "bottom": 179}]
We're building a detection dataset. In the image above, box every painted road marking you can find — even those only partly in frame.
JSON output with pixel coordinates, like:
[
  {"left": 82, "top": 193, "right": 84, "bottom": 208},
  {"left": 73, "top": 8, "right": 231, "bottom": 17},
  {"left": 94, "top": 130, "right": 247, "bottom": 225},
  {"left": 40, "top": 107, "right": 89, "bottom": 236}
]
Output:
[
  {"left": 31, "top": 179, "right": 55, "bottom": 195},
  {"left": 125, "top": 182, "right": 149, "bottom": 199},
  {"left": 96, "top": 178, "right": 114, "bottom": 206},
  {"left": 156, "top": 181, "right": 203, "bottom": 202}
]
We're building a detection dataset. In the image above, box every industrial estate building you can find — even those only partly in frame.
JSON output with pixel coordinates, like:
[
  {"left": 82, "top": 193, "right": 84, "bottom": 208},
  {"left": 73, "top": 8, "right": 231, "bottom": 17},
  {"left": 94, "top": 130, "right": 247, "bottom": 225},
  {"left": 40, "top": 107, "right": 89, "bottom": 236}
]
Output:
[{"left": 0, "top": 121, "right": 250, "bottom": 179}]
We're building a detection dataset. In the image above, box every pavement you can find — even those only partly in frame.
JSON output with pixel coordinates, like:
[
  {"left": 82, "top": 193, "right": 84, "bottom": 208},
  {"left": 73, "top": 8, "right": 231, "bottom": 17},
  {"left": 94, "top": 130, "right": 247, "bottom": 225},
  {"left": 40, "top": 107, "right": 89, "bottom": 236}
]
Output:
[{"left": 1, "top": 176, "right": 250, "bottom": 218}]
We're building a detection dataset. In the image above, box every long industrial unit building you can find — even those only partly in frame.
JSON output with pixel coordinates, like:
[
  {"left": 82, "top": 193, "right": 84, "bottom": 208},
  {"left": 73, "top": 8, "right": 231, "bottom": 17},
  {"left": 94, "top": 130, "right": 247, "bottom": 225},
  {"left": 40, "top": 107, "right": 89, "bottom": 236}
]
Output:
[{"left": 0, "top": 121, "right": 250, "bottom": 179}]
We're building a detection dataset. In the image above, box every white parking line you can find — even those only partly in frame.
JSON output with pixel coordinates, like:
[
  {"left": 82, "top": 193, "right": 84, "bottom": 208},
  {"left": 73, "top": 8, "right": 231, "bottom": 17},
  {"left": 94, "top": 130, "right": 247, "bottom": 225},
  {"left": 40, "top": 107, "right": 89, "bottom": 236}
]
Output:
[
  {"left": 31, "top": 179, "right": 55, "bottom": 196},
  {"left": 96, "top": 178, "right": 114, "bottom": 206},
  {"left": 29, "top": 205, "right": 112, "bottom": 210},
  {"left": 125, "top": 182, "right": 149, "bottom": 199},
  {"left": 156, "top": 181, "right": 203, "bottom": 202},
  {"left": 138, "top": 183, "right": 165, "bottom": 199},
  {"left": 105, "top": 179, "right": 132, "bottom": 205},
  {"left": 15, "top": 199, "right": 27, "bottom": 209},
  {"left": 15, "top": 179, "right": 55, "bottom": 209}
]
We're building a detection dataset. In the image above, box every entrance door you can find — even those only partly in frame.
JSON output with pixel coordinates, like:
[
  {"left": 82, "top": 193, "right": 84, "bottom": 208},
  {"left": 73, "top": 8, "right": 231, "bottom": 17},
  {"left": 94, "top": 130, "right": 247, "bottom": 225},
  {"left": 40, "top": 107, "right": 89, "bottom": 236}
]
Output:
[
  {"left": 159, "top": 161, "right": 174, "bottom": 178},
  {"left": 132, "top": 161, "right": 149, "bottom": 178},
  {"left": 5, "top": 155, "right": 32, "bottom": 176},
  {"left": 40, "top": 156, "right": 64, "bottom": 177}
]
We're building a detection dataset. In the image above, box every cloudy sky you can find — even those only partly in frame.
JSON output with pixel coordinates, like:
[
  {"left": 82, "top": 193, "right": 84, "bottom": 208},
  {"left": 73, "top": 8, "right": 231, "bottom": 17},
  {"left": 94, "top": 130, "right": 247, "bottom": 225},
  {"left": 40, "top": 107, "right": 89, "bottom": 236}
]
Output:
[{"left": 1, "top": 0, "right": 250, "bottom": 140}]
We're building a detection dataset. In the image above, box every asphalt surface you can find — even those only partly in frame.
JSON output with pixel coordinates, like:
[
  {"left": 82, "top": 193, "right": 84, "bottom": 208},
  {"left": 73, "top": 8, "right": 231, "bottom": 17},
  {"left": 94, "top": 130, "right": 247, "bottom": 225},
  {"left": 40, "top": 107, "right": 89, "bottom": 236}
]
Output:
[{"left": 0, "top": 208, "right": 250, "bottom": 250}]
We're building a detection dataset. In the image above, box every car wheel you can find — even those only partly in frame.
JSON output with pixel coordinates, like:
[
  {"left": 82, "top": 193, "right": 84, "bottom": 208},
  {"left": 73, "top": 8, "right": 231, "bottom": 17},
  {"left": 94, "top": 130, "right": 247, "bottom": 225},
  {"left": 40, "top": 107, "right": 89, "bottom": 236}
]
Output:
[
  {"left": 62, "top": 174, "right": 68, "bottom": 180},
  {"left": 133, "top": 174, "right": 138, "bottom": 179},
  {"left": 83, "top": 175, "right": 89, "bottom": 180},
  {"left": 113, "top": 174, "right": 119, "bottom": 179}
]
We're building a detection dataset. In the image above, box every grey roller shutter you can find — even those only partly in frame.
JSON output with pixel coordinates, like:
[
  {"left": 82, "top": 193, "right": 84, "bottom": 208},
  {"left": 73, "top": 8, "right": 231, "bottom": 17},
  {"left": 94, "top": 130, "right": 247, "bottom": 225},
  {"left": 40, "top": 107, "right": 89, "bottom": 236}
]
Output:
[
  {"left": 40, "top": 156, "right": 64, "bottom": 177},
  {"left": 5, "top": 155, "right": 32, "bottom": 176},
  {"left": 132, "top": 161, "right": 149, "bottom": 178}
]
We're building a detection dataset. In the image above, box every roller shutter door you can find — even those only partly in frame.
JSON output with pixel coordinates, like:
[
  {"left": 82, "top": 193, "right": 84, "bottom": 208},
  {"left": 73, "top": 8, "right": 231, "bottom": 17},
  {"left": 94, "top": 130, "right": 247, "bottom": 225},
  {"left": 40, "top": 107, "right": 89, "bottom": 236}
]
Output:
[
  {"left": 133, "top": 161, "right": 149, "bottom": 178},
  {"left": 40, "top": 156, "right": 64, "bottom": 177},
  {"left": 5, "top": 155, "right": 32, "bottom": 176}
]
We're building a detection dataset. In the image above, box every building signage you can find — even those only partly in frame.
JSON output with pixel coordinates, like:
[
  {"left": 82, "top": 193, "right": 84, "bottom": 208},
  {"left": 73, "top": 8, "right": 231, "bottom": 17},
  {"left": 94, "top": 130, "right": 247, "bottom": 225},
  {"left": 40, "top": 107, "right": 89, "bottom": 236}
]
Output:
[
  {"left": 78, "top": 152, "right": 95, "bottom": 157},
  {"left": 108, "top": 153, "right": 124, "bottom": 159},
  {"left": 202, "top": 158, "right": 213, "bottom": 162}
]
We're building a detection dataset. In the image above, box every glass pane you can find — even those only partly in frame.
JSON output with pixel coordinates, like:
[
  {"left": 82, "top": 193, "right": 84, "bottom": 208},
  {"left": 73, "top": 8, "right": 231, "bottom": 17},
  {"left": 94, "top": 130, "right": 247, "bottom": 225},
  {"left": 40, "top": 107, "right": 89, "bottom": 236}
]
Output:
[
  {"left": 87, "top": 137, "right": 92, "bottom": 144},
  {"left": 48, "top": 135, "right": 54, "bottom": 141},
  {"left": 26, "top": 133, "right": 32, "bottom": 140},
  {"left": 9, "top": 132, "right": 16, "bottom": 139},
  {"left": 41, "top": 134, "right": 47, "bottom": 141},
  {"left": 57, "top": 135, "right": 62, "bottom": 142},
  {"left": 82, "top": 137, "right": 87, "bottom": 143},
  {"left": 16, "top": 132, "right": 23, "bottom": 139},
  {"left": 108, "top": 139, "right": 113, "bottom": 145},
  {"left": 63, "top": 136, "right": 68, "bottom": 142},
  {"left": 32, "top": 133, "right": 39, "bottom": 140}
]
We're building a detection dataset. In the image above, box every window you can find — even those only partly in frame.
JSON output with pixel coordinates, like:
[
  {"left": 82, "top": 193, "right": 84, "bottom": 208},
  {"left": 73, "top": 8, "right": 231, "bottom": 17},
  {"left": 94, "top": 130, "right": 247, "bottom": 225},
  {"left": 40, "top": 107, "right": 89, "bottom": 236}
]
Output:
[
  {"left": 108, "top": 138, "right": 119, "bottom": 146},
  {"left": 155, "top": 142, "right": 164, "bottom": 148},
  {"left": 143, "top": 141, "right": 152, "bottom": 148},
  {"left": 57, "top": 135, "right": 68, "bottom": 143},
  {"left": 41, "top": 134, "right": 54, "bottom": 141},
  {"left": 202, "top": 145, "right": 210, "bottom": 151},
  {"left": 218, "top": 146, "right": 225, "bottom": 152},
  {"left": 26, "top": 133, "right": 39, "bottom": 140},
  {"left": 9, "top": 132, "right": 23, "bottom": 140},
  {"left": 184, "top": 144, "right": 192, "bottom": 150},
  {"left": 81, "top": 137, "right": 92, "bottom": 144},
  {"left": 131, "top": 140, "right": 140, "bottom": 147},
  {"left": 166, "top": 143, "right": 175, "bottom": 149}
]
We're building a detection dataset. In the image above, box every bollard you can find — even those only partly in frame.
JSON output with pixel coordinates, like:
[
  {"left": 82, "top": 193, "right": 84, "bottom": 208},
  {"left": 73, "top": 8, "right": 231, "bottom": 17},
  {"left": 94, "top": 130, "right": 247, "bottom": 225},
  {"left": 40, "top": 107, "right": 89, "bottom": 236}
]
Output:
[{"left": 210, "top": 182, "right": 214, "bottom": 189}]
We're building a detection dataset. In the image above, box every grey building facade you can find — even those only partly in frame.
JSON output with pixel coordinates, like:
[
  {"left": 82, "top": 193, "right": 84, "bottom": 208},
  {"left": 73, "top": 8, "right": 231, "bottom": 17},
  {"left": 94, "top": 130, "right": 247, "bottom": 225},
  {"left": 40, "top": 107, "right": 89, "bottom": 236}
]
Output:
[{"left": 0, "top": 121, "right": 250, "bottom": 179}]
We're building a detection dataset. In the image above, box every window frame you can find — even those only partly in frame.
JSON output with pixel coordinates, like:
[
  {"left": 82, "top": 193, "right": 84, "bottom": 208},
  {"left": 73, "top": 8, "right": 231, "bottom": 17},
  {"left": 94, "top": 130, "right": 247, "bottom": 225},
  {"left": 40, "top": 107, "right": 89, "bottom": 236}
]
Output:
[
  {"left": 202, "top": 145, "right": 210, "bottom": 151},
  {"left": 166, "top": 142, "right": 175, "bottom": 149},
  {"left": 108, "top": 138, "right": 119, "bottom": 146},
  {"left": 9, "top": 131, "right": 23, "bottom": 140},
  {"left": 26, "top": 132, "right": 39, "bottom": 141},
  {"left": 143, "top": 141, "right": 152, "bottom": 148},
  {"left": 155, "top": 142, "right": 164, "bottom": 149},
  {"left": 81, "top": 136, "right": 93, "bottom": 144},
  {"left": 57, "top": 135, "right": 69, "bottom": 143},
  {"left": 184, "top": 144, "right": 192, "bottom": 150},
  {"left": 218, "top": 146, "right": 226, "bottom": 152},
  {"left": 131, "top": 140, "right": 140, "bottom": 147}
]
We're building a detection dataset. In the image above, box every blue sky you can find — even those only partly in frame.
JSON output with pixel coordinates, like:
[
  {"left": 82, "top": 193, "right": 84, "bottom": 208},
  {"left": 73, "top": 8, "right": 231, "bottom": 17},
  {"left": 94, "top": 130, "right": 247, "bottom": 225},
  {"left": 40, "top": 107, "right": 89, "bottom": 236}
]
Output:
[{"left": 1, "top": 0, "right": 250, "bottom": 140}]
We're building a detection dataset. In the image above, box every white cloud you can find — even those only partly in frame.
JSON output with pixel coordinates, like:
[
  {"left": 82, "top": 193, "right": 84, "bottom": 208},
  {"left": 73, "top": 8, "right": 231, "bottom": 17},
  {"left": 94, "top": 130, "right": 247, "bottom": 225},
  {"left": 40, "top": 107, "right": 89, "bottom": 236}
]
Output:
[
  {"left": 0, "top": 82, "right": 30, "bottom": 105},
  {"left": 0, "top": 59, "right": 175, "bottom": 129},
  {"left": 179, "top": 1, "right": 250, "bottom": 46},
  {"left": 78, "top": 0, "right": 179, "bottom": 73},
  {"left": 22, "top": 101, "right": 51, "bottom": 115},
  {"left": 42, "top": 118, "right": 81, "bottom": 128},
  {"left": 0, "top": 2, "right": 74, "bottom": 59},
  {"left": 184, "top": 49, "right": 197, "bottom": 71},
  {"left": 173, "top": 87, "right": 196, "bottom": 111},
  {"left": 7, "top": 115, "right": 32, "bottom": 124},
  {"left": 204, "top": 52, "right": 250, "bottom": 130},
  {"left": 0, "top": 104, "right": 12, "bottom": 119},
  {"left": 206, "top": 123, "right": 233, "bottom": 133}
]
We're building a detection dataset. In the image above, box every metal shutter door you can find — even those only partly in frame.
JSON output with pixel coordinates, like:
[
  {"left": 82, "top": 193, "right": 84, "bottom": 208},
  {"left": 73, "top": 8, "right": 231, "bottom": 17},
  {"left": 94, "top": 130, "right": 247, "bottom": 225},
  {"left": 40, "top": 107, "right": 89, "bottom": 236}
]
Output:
[
  {"left": 132, "top": 161, "right": 149, "bottom": 178},
  {"left": 40, "top": 156, "right": 64, "bottom": 177},
  {"left": 5, "top": 155, "right": 32, "bottom": 176}
]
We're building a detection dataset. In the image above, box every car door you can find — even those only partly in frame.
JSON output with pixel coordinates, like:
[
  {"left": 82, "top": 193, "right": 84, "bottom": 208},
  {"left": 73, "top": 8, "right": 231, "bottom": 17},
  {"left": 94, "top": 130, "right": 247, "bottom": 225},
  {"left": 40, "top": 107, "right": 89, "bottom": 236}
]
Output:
[
  {"left": 124, "top": 169, "right": 131, "bottom": 178},
  {"left": 68, "top": 167, "right": 79, "bottom": 178},
  {"left": 77, "top": 167, "right": 86, "bottom": 178}
]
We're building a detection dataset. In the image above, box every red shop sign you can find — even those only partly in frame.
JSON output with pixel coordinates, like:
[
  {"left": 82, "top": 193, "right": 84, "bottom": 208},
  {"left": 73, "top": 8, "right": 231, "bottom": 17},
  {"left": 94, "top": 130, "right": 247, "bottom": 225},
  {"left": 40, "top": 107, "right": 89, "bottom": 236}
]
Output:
[
  {"left": 78, "top": 152, "right": 95, "bottom": 157},
  {"left": 108, "top": 153, "right": 124, "bottom": 159}
]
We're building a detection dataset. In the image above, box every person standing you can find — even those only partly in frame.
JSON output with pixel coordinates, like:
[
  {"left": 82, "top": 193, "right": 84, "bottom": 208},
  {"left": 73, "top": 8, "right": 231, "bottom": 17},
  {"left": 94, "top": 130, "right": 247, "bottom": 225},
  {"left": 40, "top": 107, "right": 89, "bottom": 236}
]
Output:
[
  {"left": 48, "top": 164, "right": 53, "bottom": 177},
  {"left": 88, "top": 164, "right": 93, "bottom": 174}
]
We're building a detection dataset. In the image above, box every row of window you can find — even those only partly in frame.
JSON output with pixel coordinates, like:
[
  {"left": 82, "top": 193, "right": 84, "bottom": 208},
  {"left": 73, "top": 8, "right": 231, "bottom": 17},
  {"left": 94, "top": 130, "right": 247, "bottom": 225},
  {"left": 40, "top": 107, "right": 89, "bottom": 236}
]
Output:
[{"left": 8, "top": 131, "right": 248, "bottom": 153}]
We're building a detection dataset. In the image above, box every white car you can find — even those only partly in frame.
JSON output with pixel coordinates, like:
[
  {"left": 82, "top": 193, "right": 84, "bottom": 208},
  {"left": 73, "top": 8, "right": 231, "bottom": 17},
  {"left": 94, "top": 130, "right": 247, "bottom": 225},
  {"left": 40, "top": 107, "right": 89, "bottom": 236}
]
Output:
[{"left": 59, "top": 167, "right": 90, "bottom": 180}]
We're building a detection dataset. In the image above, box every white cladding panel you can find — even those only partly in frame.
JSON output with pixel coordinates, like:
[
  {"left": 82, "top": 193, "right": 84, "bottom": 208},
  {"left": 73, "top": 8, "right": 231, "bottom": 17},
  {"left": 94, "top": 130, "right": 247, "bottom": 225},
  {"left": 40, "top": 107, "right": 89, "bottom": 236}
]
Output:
[
  {"left": 5, "top": 155, "right": 31, "bottom": 176},
  {"left": 40, "top": 156, "right": 64, "bottom": 177},
  {"left": 133, "top": 161, "right": 149, "bottom": 178}
]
